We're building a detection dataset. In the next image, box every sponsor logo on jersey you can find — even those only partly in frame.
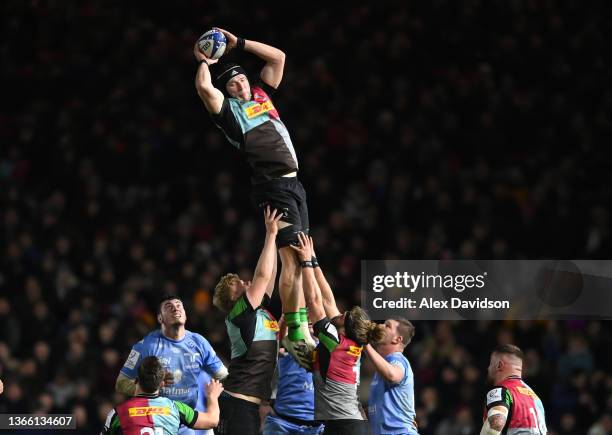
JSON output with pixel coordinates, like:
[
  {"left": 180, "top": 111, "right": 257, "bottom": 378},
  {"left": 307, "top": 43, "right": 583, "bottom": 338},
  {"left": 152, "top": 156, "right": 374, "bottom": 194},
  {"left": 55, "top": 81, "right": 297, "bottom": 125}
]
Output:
[
  {"left": 128, "top": 406, "right": 170, "bottom": 417},
  {"left": 347, "top": 345, "right": 363, "bottom": 357},
  {"left": 516, "top": 386, "right": 539, "bottom": 399},
  {"left": 124, "top": 350, "right": 140, "bottom": 369},
  {"left": 244, "top": 101, "right": 275, "bottom": 119},
  {"left": 184, "top": 352, "right": 200, "bottom": 363},
  {"left": 162, "top": 387, "right": 190, "bottom": 396},
  {"left": 264, "top": 319, "right": 280, "bottom": 331},
  {"left": 486, "top": 388, "right": 503, "bottom": 405}
]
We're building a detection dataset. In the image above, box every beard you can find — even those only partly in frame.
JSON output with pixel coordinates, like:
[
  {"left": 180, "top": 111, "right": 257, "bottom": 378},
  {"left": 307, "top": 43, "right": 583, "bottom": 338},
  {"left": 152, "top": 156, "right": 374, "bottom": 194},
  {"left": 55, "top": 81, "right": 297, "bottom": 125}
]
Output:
[{"left": 165, "top": 315, "right": 185, "bottom": 328}]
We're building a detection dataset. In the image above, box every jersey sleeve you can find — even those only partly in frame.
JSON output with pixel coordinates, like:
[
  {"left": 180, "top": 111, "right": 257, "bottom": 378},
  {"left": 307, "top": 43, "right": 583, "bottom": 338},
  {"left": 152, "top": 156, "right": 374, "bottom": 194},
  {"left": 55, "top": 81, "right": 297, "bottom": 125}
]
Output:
[
  {"left": 485, "top": 386, "right": 512, "bottom": 411},
  {"left": 255, "top": 80, "right": 277, "bottom": 96},
  {"left": 313, "top": 317, "right": 341, "bottom": 353},
  {"left": 210, "top": 99, "right": 243, "bottom": 146},
  {"left": 174, "top": 400, "right": 199, "bottom": 428},
  {"left": 101, "top": 409, "right": 121, "bottom": 435},
  {"left": 120, "top": 339, "right": 148, "bottom": 379},
  {"left": 195, "top": 334, "right": 225, "bottom": 376},
  {"left": 385, "top": 354, "right": 407, "bottom": 384},
  {"left": 228, "top": 294, "right": 255, "bottom": 327}
]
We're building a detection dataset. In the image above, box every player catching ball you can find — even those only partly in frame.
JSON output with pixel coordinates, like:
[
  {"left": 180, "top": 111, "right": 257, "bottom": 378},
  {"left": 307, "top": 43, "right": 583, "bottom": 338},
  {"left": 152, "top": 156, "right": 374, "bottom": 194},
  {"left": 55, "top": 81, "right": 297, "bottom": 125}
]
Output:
[
  {"left": 194, "top": 28, "right": 314, "bottom": 361},
  {"left": 291, "top": 233, "right": 384, "bottom": 435}
]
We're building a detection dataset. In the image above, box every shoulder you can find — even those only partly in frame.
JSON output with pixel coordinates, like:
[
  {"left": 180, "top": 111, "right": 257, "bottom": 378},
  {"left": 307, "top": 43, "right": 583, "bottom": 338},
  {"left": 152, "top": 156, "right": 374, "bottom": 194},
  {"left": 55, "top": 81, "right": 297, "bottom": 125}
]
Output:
[
  {"left": 187, "top": 331, "right": 214, "bottom": 348},
  {"left": 485, "top": 386, "right": 512, "bottom": 409},
  {"left": 144, "top": 329, "right": 162, "bottom": 341},
  {"left": 386, "top": 352, "right": 409, "bottom": 369},
  {"left": 228, "top": 294, "right": 253, "bottom": 320},
  {"left": 253, "top": 81, "right": 277, "bottom": 97}
]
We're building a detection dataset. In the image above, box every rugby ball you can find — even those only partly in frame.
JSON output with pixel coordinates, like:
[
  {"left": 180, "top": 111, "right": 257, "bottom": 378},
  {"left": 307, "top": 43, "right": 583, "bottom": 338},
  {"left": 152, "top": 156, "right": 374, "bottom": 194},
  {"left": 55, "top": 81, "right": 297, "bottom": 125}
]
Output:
[{"left": 197, "top": 29, "right": 227, "bottom": 60}]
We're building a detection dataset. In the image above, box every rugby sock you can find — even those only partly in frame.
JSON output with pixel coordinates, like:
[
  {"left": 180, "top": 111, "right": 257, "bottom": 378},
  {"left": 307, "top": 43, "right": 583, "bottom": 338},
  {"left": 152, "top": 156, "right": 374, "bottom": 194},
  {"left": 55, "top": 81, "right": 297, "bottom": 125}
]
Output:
[
  {"left": 299, "top": 307, "right": 308, "bottom": 324},
  {"left": 285, "top": 312, "right": 304, "bottom": 341},
  {"left": 299, "top": 307, "right": 316, "bottom": 347}
]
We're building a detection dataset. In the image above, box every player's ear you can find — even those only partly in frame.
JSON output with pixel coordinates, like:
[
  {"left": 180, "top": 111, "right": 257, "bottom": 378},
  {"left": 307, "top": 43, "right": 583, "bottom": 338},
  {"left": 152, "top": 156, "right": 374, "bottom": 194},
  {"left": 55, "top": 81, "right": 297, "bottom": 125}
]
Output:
[{"left": 157, "top": 313, "right": 162, "bottom": 324}]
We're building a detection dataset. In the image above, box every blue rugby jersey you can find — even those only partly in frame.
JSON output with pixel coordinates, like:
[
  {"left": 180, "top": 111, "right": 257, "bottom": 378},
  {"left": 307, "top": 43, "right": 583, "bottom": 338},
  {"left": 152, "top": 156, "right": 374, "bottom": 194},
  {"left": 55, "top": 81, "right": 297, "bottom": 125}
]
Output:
[
  {"left": 273, "top": 352, "right": 316, "bottom": 421},
  {"left": 121, "top": 330, "right": 224, "bottom": 408},
  {"left": 368, "top": 352, "right": 418, "bottom": 435}
]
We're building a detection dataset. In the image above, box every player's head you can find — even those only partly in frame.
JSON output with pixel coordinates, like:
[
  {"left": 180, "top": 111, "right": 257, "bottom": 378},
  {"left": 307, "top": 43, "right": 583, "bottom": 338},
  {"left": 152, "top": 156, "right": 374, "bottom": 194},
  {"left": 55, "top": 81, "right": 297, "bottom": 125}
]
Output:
[
  {"left": 378, "top": 317, "right": 415, "bottom": 351},
  {"left": 214, "top": 63, "right": 251, "bottom": 101},
  {"left": 136, "top": 356, "right": 165, "bottom": 394},
  {"left": 157, "top": 294, "right": 186, "bottom": 328},
  {"left": 488, "top": 344, "right": 524, "bottom": 382},
  {"left": 213, "top": 273, "right": 250, "bottom": 313},
  {"left": 342, "top": 306, "right": 385, "bottom": 346}
]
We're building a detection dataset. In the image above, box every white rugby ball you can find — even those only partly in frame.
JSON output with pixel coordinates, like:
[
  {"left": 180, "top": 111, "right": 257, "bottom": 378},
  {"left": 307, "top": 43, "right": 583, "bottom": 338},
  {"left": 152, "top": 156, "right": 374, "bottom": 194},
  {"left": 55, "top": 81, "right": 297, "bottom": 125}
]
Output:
[{"left": 197, "top": 29, "right": 227, "bottom": 60}]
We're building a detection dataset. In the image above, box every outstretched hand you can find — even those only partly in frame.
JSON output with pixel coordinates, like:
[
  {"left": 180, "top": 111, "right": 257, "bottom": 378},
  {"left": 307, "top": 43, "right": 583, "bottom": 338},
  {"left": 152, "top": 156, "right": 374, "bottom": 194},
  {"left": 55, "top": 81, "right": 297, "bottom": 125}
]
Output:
[
  {"left": 264, "top": 206, "right": 283, "bottom": 236},
  {"left": 193, "top": 41, "right": 219, "bottom": 65},
  {"left": 290, "top": 232, "right": 312, "bottom": 262}
]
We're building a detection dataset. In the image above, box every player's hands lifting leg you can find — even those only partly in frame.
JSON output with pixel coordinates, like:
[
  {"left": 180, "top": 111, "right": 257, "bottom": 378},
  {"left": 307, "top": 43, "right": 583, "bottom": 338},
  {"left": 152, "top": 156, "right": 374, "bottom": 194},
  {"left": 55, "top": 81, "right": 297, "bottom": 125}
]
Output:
[
  {"left": 290, "top": 232, "right": 313, "bottom": 262},
  {"left": 264, "top": 205, "right": 283, "bottom": 237}
]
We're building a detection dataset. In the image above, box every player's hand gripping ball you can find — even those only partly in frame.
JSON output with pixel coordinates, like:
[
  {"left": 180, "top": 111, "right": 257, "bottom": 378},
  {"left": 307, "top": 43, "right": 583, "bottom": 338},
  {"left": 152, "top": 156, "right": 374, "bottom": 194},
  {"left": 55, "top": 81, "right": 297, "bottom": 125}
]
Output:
[{"left": 197, "top": 29, "right": 227, "bottom": 60}]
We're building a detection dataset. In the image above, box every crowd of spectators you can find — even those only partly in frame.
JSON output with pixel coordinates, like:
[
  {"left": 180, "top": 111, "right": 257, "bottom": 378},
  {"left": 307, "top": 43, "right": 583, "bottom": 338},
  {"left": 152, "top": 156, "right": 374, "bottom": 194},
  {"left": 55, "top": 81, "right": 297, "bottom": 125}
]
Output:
[{"left": 1, "top": 1, "right": 610, "bottom": 433}]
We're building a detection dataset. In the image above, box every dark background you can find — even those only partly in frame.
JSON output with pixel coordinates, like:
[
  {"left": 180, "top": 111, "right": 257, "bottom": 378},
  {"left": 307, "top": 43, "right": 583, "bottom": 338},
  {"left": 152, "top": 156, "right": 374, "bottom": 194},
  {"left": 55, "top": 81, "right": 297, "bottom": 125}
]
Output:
[{"left": 0, "top": 1, "right": 610, "bottom": 433}]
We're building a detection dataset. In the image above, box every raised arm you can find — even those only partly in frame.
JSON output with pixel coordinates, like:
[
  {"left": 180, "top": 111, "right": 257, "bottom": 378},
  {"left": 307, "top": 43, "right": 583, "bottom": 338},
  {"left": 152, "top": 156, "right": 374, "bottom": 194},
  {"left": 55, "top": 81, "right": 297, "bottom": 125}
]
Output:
[
  {"left": 290, "top": 233, "right": 326, "bottom": 322},
  {"left": 193, "top": 42, "right": 225, "bottom": 114},
  {"left": 364, "top": 344, "right": 404, "bottom": 384},
  {"left": 310, "top": 238, "right": 341, "bottom": 319},
  {"left": 216, "top": 28, "right": 286, "bottom": 88},
  {"left": 264, "top": 250, "right": 278, "bottom": 298},
  {"left": 190, "top": 380, "right": 224, "bottom": 429},
  {"left": 247, "top": 207, "right": 282, "bottom": 308}
]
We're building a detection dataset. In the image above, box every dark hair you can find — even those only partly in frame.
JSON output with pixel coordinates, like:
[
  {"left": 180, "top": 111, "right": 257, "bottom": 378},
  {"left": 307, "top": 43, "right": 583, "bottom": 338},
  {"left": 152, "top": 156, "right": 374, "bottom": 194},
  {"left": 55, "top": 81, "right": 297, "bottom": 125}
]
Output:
[
  {"left": 137, "top": 356, "right": 165, "bottom": 393},
  {"left": 344, "top": 306, "right": 385, "bottom": 346},
  {"left": 391, "top": 317, "right": 415, "bottom": 346},
  {"left": 493, "top": 344, "right": 524, "bottom": 360},
  {"left": 158, "top": 294, "right": 182, "bottom": 314}
]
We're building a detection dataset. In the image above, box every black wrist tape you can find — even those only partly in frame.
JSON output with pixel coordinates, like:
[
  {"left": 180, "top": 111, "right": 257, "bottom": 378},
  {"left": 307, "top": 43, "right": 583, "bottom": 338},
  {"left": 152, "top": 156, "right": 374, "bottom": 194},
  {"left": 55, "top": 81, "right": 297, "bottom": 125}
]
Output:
[{"left": 236, "top": 37, "right": 246, "bottom": 51}]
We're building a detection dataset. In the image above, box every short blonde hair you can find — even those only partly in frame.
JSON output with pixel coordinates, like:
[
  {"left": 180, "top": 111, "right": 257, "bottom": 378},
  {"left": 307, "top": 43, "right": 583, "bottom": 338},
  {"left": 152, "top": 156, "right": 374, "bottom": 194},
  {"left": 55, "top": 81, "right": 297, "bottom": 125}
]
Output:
[{"left": 213, "top": 273, "right": 239, "bottom": 314}]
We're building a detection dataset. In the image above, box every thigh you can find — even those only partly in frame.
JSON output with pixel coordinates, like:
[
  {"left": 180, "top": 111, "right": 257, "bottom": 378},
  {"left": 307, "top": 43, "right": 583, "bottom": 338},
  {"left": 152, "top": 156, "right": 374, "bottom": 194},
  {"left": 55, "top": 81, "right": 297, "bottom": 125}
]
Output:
[
  {"left": 296, "top": 180, "right": 310, "bottom": 235},
  {"left": 251, "top": 180, "right": 302, "bottom": 228}
]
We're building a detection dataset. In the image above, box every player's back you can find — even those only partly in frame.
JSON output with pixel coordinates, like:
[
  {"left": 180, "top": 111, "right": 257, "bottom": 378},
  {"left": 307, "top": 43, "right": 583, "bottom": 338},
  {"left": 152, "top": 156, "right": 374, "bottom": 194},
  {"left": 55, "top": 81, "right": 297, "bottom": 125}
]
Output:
[
  {"left": 274, "top": 352, "right": 315, "bottom": 421},
  {"left": 113, "top": 395, "right": 182, "bottom": 435},
  {"left": 496, "top": 377, "right": 547, "bottom": 434}
]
